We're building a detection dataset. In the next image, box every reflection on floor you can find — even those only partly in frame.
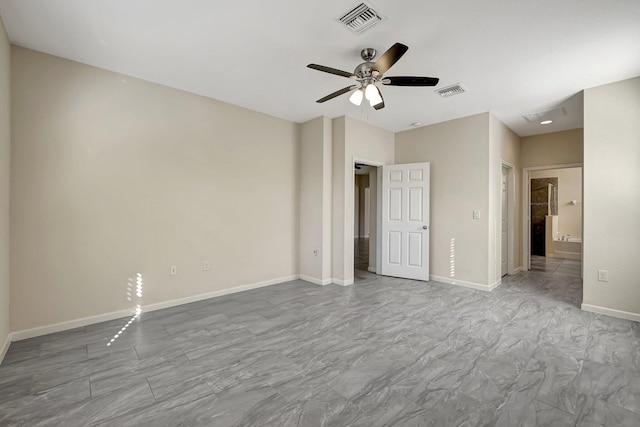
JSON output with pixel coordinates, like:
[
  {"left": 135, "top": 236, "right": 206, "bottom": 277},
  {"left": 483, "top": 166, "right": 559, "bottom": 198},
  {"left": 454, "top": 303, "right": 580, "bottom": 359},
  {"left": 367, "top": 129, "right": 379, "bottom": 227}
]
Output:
[
  {"left": 354, "top": 237, "right": 369, "bottom": 272},
  {"left": 530, "top": 255, "right": 581, "bottom": 278}
]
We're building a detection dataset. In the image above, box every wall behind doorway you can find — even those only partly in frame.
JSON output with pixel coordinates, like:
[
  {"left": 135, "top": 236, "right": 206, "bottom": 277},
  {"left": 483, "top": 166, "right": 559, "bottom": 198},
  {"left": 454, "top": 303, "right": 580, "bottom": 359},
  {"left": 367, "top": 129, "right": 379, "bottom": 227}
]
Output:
[{"left": 521, "top": 129, "right": 583, "bottom": 168}]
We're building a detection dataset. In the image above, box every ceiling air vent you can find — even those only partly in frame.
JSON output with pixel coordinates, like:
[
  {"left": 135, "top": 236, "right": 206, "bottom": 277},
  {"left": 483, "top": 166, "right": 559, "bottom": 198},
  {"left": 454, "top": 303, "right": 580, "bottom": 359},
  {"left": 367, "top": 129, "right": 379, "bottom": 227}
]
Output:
[
  {"left": 336, "top": 2, "right": 385, "bottom": 34},
  {"left": 436, "top": 83, "right": 467, "bottom": 98},
  {"left": 522, "top": 107, "right": 567, "bottom": 123}
]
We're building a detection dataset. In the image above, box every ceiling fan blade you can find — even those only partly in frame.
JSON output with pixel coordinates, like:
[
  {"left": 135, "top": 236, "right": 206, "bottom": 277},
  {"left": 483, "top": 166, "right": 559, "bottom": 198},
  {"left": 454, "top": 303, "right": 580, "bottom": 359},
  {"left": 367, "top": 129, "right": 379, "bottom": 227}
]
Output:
[
  {"left": 373, "top": 90, "right": 385, "bottom": 110},
  {"left": 371, "top": 43, "right": 409, "bottom": 75},
  {"left": 382, "top": 76, "right": 440, "bottom": 87},
  {"left": 316, "top": 85, "right": 358, "bottom": 103},
  {"left": 307, "top": 64, "right": 355, "bottom": 79}
]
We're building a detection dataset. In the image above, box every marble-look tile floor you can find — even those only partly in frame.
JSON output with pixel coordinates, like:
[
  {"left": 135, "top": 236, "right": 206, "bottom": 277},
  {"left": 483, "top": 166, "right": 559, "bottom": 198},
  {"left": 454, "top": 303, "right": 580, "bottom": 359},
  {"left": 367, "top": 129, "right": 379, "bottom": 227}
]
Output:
[
  {"left": 530, "top": 255, "right": 582, "bottom": 278},
  {"left": 2, "top": 270, "right": 640, "bottom": 426}
]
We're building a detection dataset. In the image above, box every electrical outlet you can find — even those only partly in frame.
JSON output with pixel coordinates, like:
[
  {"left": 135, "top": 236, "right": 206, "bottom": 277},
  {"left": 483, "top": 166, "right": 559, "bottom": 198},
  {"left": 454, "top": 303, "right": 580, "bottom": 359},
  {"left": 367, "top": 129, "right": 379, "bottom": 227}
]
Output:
[
  {"left": 313, "top": 250, "right": 318, "bottom": 257},
  {"left": 170, "top": 265, "right": 177, "bottom": 276},
  {"left": 473, "top": 210, "right": 480, "bottom": 220},
  {"left": 203, "top": 260, "right": 211, "bottom": 271},
  {"left": 597, "top": 270, "right": 608, "bottom": 282}
]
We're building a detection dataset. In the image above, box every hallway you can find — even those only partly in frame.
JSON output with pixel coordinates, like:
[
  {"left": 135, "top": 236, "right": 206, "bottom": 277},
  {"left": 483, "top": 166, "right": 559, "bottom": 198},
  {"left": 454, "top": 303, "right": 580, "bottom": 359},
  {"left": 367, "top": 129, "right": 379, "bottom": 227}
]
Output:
[{"left": 354, "top": 237, "right": 369, "bottom": 273}]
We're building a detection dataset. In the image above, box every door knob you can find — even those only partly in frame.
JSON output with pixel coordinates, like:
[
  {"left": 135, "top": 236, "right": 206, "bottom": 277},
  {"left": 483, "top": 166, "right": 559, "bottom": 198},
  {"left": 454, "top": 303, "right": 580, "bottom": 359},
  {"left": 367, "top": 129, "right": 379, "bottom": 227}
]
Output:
[{"left": 423, "top": 225, "right": 429, "bottom": 230}]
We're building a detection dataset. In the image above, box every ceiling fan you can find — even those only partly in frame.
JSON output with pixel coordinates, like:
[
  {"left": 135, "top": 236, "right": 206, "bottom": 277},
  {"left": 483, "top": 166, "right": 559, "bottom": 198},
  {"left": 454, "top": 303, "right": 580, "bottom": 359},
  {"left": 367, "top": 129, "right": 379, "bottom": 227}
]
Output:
[{"left": 307, "top": 42, "right": 439, "bottom": 110}]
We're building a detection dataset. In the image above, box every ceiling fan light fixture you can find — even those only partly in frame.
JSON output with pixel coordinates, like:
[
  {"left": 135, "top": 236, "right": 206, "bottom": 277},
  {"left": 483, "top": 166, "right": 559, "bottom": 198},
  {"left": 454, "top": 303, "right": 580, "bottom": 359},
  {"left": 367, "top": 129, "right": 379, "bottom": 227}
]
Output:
[
  {"left": 364, "top": 83, "right": 378, "bottom": 100},
  {"left": 365, "top": 84, "right": 383, "bottom": 106},
  {"left": 349, "top": 88, "right": 364, "bottom": 105},
  {"left": 369, "top": 89, "right": 383, "bottom": 107}
]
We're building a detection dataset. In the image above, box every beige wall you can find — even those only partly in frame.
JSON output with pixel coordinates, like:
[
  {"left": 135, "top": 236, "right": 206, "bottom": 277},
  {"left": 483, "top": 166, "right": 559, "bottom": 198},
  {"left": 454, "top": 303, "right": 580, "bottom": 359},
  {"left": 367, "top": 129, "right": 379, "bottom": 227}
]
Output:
[
  {"left": 583, "top": 76, "right": 640, "bottom": 319},
  {"left": 395, "top": 113, "right": 491, "bottom": 287},
  {"left": 530, "top": 167, "right": 582, "bottom": 238},
  {"left": 10, "top": 47, "right": 300, "bottom": 332},
  {"left": 299, "top": 116, "right": 332, "bottom": 284},
  {"left": 332, "top": 116, "right": 394, "bottom": 285},
  {"left": 0, "top": 18, "right": 10, "bottom": 354},
  {"left": 521, "top": 128, "right": 583, "bottom": 168}
]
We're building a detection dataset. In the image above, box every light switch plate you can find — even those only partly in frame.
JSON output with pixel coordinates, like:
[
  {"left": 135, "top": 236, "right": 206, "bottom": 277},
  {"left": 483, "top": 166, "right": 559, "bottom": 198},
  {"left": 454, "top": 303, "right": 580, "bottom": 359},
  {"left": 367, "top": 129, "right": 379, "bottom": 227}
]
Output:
[
  {"left": 597, "top": 269, "right": 608, "bottom": 282},
  {"left": 473, "top": 210, "right": 480, "bottom": 220}
]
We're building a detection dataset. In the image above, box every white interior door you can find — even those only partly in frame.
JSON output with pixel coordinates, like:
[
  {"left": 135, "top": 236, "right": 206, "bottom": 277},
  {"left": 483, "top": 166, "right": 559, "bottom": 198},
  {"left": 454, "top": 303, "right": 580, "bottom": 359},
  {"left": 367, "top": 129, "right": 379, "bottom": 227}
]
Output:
[
  {"left": 380, "top": 163, "right": 430, "bottom": 281},
  {"left": 501, "top": 167, "right": 508, "bottom": 276}
]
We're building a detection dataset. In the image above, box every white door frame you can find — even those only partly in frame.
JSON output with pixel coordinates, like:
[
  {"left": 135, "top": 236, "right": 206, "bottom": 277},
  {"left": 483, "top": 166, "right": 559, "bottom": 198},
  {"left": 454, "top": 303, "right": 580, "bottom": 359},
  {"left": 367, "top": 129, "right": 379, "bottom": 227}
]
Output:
[
  {"left": 522, "top": 163, "right": 583, "bottom": 271},
  {"left": 352, "top": 157, "right": 385, "bottom": 275},
  {"left": 501, "top": 161, "right": 516, "bottom": 275}
]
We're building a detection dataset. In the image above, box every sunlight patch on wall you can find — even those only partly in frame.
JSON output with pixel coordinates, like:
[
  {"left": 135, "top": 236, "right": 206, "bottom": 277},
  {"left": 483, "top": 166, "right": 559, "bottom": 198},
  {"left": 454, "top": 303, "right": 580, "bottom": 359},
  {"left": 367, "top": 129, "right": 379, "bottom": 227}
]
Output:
[{"left": 449, "top": 238, "right": 456, "bottom": 279}]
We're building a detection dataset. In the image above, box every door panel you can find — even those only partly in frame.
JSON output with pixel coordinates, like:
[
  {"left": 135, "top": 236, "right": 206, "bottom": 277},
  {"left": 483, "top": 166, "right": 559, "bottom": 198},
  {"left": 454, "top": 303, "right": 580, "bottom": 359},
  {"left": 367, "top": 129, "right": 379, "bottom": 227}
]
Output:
[
  {"left": 408, "top": 232, "right": 422, "bottom": 267},
  {"left": 381, "top": 163, "right": 430, "bottom": 281},
  {"left": 388, "top": 189, "right": 402, "bottom": 221},
  {"left": 388, "top": 232, "right": 402, "bottom": 264},
  {"left": 409, "top": 188, "right": 423, "bottom": 221}
]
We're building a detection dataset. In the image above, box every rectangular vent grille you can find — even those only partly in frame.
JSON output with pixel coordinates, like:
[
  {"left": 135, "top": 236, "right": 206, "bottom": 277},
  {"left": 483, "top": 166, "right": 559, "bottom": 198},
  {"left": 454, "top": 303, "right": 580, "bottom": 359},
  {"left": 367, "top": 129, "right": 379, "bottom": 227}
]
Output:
[
  {"left": 436, "top": 83, "right": 467, "bottom": 98},
  {"left": 522, "top": 107, "right": 567, "bottom": 122},
  {"left": 337, "top": 2, "right": 384, "bottom": 34}
]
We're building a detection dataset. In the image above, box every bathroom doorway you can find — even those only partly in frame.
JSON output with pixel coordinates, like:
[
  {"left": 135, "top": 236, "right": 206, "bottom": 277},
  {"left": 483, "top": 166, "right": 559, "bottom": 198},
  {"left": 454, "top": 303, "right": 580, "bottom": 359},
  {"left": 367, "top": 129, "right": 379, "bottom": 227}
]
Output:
[{"left": 523, "top": 164, "right": 583, "bottom": 277}]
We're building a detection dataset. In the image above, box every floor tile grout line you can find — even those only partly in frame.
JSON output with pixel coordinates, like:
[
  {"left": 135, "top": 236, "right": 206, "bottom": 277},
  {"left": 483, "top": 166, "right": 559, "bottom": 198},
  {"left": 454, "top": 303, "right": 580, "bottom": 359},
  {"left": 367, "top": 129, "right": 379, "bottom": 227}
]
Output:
[{"left": 146, "top": 377, "right": 158, "bottom": 402}]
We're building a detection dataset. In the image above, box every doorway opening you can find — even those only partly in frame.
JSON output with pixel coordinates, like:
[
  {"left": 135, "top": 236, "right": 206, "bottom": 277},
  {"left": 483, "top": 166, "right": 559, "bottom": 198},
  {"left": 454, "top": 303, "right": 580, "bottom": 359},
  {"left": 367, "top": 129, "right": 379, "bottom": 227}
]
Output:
[
  {"left": 523, "top": 164, "right": 583, "bottom": 278},
  {"left": 354, "top": 162, "right": 376, "bottom": 276},
  {"left": 350, "top": 160, "right": 431, "bottom": 283}
]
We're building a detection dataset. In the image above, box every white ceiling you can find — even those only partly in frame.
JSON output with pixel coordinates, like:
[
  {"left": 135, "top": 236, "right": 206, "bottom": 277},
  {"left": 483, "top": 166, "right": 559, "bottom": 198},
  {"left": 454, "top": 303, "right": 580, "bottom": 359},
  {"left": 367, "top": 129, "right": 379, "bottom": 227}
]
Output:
[{"left": 1, "top": 0, "right": 639, "bottom": 136}]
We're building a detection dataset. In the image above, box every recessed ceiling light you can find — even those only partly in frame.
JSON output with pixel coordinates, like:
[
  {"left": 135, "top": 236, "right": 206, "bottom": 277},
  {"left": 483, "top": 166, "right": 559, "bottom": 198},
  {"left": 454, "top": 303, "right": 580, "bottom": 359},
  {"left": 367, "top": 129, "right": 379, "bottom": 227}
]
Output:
[
  {"left": 522, "top": 107, "right": 566, "bottom": 123},
  {"left": 410, "top": 122, "right": 422, "bottom": 127},
  {"left": 540, "top": 120, "right": 553, "bottom": 125}
]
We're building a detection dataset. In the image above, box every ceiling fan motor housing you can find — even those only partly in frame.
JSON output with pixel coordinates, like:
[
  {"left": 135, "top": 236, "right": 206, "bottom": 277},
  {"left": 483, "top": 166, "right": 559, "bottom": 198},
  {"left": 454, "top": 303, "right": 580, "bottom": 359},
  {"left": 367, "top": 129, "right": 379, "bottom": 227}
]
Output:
[{"left": 354, "top": 61, "right": 375, "bottom": 79}]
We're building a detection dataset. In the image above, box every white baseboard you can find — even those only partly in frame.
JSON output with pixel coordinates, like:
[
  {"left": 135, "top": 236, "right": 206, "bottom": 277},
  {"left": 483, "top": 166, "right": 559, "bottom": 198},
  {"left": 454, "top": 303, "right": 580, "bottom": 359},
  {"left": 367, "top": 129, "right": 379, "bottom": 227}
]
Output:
[
  {"left": 513, "top": 267, "right": 522, "bottom": 274},
  {"left": 581, "top": 303, "right": 640, "bottom": 323},
  {"left": 332, "top": 278, "right": 354, "bottom": 286},
  {"left": 11, "top": 274, "right": 300, "bottom": 342},
  {"left": 1, "top": 333, "right": 11, "bottom": 364},
  {"left": 11, "top": 308, "right": 138, "bottom": 342},
  {"left": 367, "top": 266, "right": 377, "bottom": 274},
  {"left": 141, "top": 275, "right": 300, "bottom": 314},
  {"left": 299, "top": 275, "right": 332, "bottom": 286},
  {"left": 430, "top": 275, "right": 498, "bottom": 292}
]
